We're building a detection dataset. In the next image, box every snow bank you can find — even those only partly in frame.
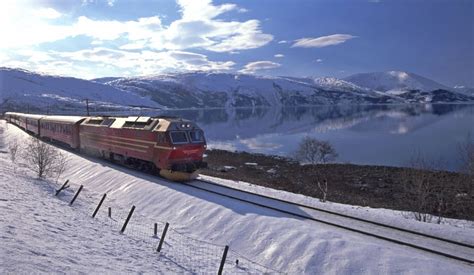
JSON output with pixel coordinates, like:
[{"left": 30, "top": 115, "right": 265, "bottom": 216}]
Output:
[{"left": 1, "top": 120, "right": 473, "bottom": 274}]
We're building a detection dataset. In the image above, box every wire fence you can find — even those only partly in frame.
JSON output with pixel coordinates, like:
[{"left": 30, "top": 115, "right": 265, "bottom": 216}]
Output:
[{"left": 56, "top": 180, "right": 283, "bottom": 274}]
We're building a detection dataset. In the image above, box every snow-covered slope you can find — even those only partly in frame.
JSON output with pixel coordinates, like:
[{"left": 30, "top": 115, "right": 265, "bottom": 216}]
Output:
[
  {"left": 344, "top": 71, "right": 450, "bottom": 92},
  {"left": 0, "top": 67, "right": 160, "bottom": 112},
  {"left": 105, "top": 72, "right": 401, "bottom": 109},
  {"left": 1, "top": 67, "right": 472, "bottom": 112},
  {"left": 2, "top": 120, "right": 474, "bottom": 274}
]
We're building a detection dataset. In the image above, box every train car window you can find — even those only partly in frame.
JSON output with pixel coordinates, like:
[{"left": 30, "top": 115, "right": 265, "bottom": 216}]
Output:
[
  {"left": 101, "top": 119, "right": 115, "bottom": 127},
  {"left": 87, "top": 119, "right": 103, "bottom": 125},
  {"left": 189, "top": 130, "right": 205, "bottom": 143},
  {"left": 170, "top": 131, "right": 188, "bottom": 144}
]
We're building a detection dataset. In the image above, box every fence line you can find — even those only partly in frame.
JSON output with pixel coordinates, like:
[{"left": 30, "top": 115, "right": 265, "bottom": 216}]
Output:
[{"left": 59, "top": 179, "right": 282, "bottom": 274}]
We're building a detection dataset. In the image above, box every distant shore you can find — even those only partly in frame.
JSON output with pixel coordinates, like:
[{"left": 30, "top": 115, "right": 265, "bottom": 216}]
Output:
[{"left": 201, "top": 149, "right": 474, "bottom": 221}]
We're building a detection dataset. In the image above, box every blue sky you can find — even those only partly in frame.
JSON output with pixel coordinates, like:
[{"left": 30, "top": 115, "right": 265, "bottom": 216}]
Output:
[{"left": 0, "top": 0, "right": 472, "bottom": 86}]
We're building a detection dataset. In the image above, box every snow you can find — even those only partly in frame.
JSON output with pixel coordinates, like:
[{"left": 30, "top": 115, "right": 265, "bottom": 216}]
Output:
[
  {"left": 0, "top": 67, "right": 161, "bottom": 110},
  {"left": 344, "top": 71, "right": 450, "bottom": 92},
  {"left": 1, "top": 120, "right": 474, "bottom": 274}
]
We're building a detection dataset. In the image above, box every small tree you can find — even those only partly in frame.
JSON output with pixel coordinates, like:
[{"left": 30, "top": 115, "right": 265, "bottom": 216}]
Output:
[
  {"left": 317, "top": 178, "right": 328, "bottom": 202},
  {"left": 22, "top": 137, "right": 68, "bottom": 179},
  {"left": 293, "top": 137, "right": 338, "bottom": 164}
]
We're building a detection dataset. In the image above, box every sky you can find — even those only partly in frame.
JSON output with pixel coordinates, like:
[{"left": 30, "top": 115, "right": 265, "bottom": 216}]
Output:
[{"left": 0, "top": 0, "right": 472, "bottom": 86}]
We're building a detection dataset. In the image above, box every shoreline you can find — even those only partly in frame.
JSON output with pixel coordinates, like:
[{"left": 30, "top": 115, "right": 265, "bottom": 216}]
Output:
[{"left": 201, "top": 149, "right": 474, "bottom": 221}]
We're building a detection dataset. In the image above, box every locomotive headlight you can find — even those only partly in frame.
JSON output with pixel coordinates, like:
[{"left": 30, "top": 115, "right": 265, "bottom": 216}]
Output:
[
  {"left": 172, "top": 146, "right": 176, "bottom": 150},
  {"left": 186, "top": 124, "right": 190, "bottom": 128},
  {"left": 180, "top": 124, "right": 185, "bottom": 128}
]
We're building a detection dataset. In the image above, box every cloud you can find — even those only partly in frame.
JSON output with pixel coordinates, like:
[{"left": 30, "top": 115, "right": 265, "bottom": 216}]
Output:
[
  {"left": 292, "top": 34, "right": 356, "bottom": 48},
  {"left": 1, "top": 0, "right": 272, "bottom": 54},
  {"left": 11, "top": 47, "right": 235, "bottom": 78},
  {"left": 239, "top": 61, "right": 281, "bottom": 74},
  {"left": 315, "top": 58, "right": 323, "bottom": 63},
  {"left": 277, "top": 40, "right": 288, "bottom": 44},
  {"left": 274, "top": 54, "right": 284, "bottom": 58},
  {"left": 34, "top": 8, "right": 62, "bottom": 19},
  {"left": 0, "top": 0, "right": 273, "bottom": 78}
]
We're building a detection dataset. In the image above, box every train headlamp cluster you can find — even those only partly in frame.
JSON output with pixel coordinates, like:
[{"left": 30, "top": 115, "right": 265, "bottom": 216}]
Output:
[{"left": 180, "top": 123, "right": 191, "bottom": 128}]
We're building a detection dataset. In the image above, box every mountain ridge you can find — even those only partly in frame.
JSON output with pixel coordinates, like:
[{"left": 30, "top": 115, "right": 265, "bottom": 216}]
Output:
[{"left": 1, "top": 67, "right": 473, "bottom": 111}]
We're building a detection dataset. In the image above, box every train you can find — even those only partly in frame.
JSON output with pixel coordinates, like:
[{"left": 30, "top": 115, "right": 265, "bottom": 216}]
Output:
[{"left": 4, "top": 112, "right": 207, "bottom": 181}]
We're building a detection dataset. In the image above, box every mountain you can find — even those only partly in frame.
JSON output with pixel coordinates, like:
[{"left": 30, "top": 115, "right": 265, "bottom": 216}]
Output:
[
  {"left": 1, "top": 68, "right": 472, "bottom": 112},
  {"left": 103, "top": 72, "right": 401, "bottom": 109},
  {"left": 0, "top": 67, "right": 160, "bottom": 112},
  {"left": 453, "top": 86, "right": 474, "bottom": 96},
  {"left": 344, "top": 71, "right": 450, "bottom": 92}
]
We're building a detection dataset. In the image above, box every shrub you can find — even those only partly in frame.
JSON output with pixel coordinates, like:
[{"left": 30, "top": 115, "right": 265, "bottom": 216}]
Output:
[{"left": 293, "top": 136, "right": 338, "bottom": 164}]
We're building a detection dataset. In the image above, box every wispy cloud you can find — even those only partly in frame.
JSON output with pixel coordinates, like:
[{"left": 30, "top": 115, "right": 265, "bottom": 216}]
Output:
[
  {"left": 239, "top": 61, "right": 281, "bottom": 74},
  {"left": 292, "top": 34, "right": 356, "bottom": 48},
  {"left": 277, "top": 40, "right": 288, "bottom": 44},
  {"left": 274, "top": 54, "right": 284, "bottom": 58},
  {"left": 315, "top": 58, "right": 323, "bottom": 63}
]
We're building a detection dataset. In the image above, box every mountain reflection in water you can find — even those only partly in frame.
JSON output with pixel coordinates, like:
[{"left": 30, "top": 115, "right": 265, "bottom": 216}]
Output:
[{"left": 147, "top": 104, "right": 474, "bottom": 171}]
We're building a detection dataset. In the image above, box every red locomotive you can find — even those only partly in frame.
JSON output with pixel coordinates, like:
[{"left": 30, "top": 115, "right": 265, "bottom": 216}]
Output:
[{"left": 4, "top": 112, "right": 207, "bottom": 181}]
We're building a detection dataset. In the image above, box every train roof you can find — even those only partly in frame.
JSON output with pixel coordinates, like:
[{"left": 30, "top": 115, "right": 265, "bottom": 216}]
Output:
[{"left": 41, "top": 115, "right": 87, "bottom": 124}]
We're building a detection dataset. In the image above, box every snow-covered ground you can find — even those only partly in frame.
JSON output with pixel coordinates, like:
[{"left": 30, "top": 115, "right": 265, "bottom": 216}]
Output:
[{"left": 1, "top": 120, "right": 473, "bottom": 274}]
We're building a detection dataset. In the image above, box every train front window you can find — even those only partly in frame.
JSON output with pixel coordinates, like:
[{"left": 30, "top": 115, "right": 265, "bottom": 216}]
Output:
[
  {"left": 189, "top": 130, "right": 204, "bottom": 143},
  {"left": 170, "top": 131, "right": 188, "bottom": 144}
]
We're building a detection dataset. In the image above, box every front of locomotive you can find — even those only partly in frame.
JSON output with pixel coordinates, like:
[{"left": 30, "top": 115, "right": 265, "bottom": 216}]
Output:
[{"left": 153, "top": 118, "right": 207, "bottom": 181}]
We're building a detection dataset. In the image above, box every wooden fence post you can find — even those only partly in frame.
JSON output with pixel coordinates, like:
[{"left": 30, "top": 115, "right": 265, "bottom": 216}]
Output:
[
  {"left": 69, "top": 185, "right": 83, "bottom": 205},
  {"left": 120, "top": 205, "right": 135, "bottom": 234},
  {"left": 218, "top": 245, "right": 229, "bottom": 275},
  {"left": 55, "top": 180, "right": 69, "bottom": 196},
  {"left": 156, "top": 222, "right": 169, "bottom": 252},
  {"left": 92, "top": 194, "right": 107, "bottom": 218}
]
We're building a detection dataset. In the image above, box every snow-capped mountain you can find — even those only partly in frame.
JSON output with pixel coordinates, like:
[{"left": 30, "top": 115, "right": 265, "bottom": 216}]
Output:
[
  {"left": 102, "top": 72, "right": 401, "bottom": 109},
  {"left": 344, "top": 71, "right": 450, "bottom": 92},
  {"left": 1, "top": 67, "right": 472, "bottom": 112},
  {"left": 0, "top": 67, "right": 160, "bottom": 112}
]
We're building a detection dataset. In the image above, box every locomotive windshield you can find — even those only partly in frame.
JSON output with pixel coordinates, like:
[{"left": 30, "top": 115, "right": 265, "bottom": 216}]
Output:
[
  {"left": 170, "top": 131, "right": 188, "bottom": 144},
  {"left": 189, "top": 130, "right": 205, "bottom": 143}
]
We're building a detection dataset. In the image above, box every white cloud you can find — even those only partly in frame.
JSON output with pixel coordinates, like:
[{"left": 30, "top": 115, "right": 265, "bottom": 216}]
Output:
[
  {"left": 274, "top": 54, "right": 284, "bottom": 58},
  {"left": 107, "top": 0, "right": 116, "bottom": 7},
  {"left": 34, "top": 8, "right": 62, "bottom": 19},
  {"left": 239, "top": 61, "right": 281, "bottom": 74},
  {"left": 315, "top": 58, "right": 323, "bottom": 63},
  {"left": 292, "top": 34, "right": 356, "bottom": 48},
  {"left": 277, "top": 40, "right": 288, "bottom": 44},
  {"left": 14, "top": 47, "right": 235, "bottom": 77},
  {"left": 1, "top": 0, "right": 273, "bottom": 78},
  {"left": 0, "top": 0, "right": 271, "bottom": 54}
]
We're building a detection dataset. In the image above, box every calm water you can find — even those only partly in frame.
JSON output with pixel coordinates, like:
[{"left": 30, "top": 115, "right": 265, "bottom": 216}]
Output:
[
  {"left": 75, "top": 104, "right": 472, "bottom": 171},
  {"left": 150, "top": 104, "right": 474, "bottom": 171}
]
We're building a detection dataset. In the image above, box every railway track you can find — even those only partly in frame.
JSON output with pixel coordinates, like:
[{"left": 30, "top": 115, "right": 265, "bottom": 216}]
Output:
[{"left": 182, "top": 178, "right": 474, "bottom": 265}]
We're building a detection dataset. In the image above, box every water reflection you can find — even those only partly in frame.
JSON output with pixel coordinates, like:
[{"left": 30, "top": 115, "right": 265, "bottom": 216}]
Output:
[
  {"left": 149, "top": 104, "right": 472, "bottom": 171},
  {"left": 78, "top": 104, "right": 467, "bottom": 170}
]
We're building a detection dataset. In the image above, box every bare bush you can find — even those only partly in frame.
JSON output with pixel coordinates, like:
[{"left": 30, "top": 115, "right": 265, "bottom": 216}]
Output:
[
  {"left": 22, "top": 137, "right": 69, "bottom": 179},
  {"left": 293, "top": 137, "right": 338, "bottom": 164},
  {"left": 458, "top": 134, "right": 474, "bottom": 176},
  {"left": 317, "top": 178, "right": 328, "bottom": 202},
  {"left": 401, "top": 154, "right": 468, "bottom": 223}
]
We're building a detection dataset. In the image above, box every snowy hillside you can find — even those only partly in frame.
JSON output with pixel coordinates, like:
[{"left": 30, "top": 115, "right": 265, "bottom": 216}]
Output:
[
  {"left": 104, "top": 72, "right": 401, "bottom": 109},
  {"left": 1, "top": 67, "right": 473, "bottom": 112},
  {"left": 344, "top": 71, "right": 450, "bottom": 92},
  {"left": 2, "top": 120, "right": 474, "bottom": 274},
  {"left": 0, "top": 67, "right": 160, "bottom": 112}
]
